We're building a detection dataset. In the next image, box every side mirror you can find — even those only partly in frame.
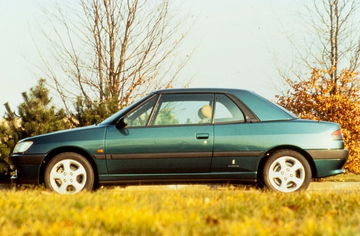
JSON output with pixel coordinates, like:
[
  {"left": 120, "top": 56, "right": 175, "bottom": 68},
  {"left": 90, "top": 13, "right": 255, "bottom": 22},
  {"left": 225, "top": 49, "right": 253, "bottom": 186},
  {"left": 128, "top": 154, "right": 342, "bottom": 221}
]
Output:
[{"left": 116, "top": 117, "right": 128, "bottom": 129}]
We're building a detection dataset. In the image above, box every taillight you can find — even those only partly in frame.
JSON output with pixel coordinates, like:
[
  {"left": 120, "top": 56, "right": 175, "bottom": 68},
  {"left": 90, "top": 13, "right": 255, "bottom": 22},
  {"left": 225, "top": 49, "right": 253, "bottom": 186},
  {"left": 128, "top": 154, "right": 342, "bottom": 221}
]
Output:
[{"left": 331, "top": 129, "right": 343, "bottom": 140}]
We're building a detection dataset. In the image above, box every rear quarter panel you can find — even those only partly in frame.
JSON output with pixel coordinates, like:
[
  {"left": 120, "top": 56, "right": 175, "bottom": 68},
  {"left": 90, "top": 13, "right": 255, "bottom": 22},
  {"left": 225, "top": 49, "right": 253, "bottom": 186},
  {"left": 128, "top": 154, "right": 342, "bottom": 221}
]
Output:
[
  {"left": 213, "top": 119, "right": 343, "bottom": 172},
  {"left": 215, "top": 120, "right": 342, "bottom": 151}
]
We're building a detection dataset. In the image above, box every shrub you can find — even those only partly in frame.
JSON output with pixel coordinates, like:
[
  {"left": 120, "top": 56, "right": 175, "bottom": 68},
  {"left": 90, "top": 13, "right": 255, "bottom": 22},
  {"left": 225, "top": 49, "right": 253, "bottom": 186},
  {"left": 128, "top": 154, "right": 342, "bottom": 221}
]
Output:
[
  {"left": 277, "top": 68, "right": 360, "bottom": 173},
  {"left": 0, "top": 79, "right": 70, "bottom": 174}
]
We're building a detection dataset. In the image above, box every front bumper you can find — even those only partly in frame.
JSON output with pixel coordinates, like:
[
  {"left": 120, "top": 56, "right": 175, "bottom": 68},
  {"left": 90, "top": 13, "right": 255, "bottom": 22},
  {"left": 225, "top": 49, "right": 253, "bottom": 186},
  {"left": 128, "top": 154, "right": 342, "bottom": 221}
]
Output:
[
  {"left": 307, "top": 149, "right": 349, "bottom": 178},
  {"left": 10, "top": 154, "right": 46, "bottom": 184}
]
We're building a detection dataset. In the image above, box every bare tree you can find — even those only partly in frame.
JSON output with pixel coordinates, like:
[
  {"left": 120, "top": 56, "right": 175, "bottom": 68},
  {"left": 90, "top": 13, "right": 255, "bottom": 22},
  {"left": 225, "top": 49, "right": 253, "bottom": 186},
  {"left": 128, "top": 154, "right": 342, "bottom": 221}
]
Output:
[
  {"left": 276, "top": 0, "right": 360, "bottom": 173},
  {"left": 40, "top": 0, "right": 189, "bottom": 121},
  {"left": 311, "top": 0, "right": 360, "bottom": 92},
  {"left": 281, "top": 0, "right": 360, "bottom": 94}
]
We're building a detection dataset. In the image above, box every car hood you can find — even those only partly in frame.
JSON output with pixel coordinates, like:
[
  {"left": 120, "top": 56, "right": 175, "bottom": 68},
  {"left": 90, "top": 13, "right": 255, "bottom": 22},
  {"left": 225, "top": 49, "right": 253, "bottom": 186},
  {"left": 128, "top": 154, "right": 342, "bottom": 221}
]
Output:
[{"left": 20, "top": 124, "right": 105, "bottom": 143}]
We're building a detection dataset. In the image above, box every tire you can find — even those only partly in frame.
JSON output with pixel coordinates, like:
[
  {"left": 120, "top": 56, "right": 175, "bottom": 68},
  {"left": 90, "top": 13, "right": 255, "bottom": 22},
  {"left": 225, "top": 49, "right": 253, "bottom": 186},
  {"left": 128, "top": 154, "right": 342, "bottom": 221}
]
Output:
[
  {"left": 262, "top": 150, "right": 311, "bottom": 192},
  {"left": 44, "top": 152, "right": 95, "bottom": 194}
]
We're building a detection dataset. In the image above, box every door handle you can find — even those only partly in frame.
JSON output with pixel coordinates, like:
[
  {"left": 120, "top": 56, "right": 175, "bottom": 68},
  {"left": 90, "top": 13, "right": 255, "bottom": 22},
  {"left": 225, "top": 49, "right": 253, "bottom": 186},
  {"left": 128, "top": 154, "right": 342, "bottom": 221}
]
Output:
[{"left": 196, "top": 133, "right": 209, "bottom": 139}]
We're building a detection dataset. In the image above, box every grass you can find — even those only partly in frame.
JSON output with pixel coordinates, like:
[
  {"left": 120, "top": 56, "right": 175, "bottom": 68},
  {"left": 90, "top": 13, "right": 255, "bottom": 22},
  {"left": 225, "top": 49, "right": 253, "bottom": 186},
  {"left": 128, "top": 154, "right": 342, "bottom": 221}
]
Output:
[
  {"left": 0, "top": 185, "right": 360, "bottom": 235},
  {"left": 320, "top": 173, "right": 360, "bottom": 182}
]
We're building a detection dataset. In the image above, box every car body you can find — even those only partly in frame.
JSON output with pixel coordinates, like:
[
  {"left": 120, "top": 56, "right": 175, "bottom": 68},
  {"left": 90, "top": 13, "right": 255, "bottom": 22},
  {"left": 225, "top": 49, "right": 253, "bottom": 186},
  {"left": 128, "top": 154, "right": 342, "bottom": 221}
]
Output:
[{"left": 10, "top": 88, "right": 348, "bottom": 193}]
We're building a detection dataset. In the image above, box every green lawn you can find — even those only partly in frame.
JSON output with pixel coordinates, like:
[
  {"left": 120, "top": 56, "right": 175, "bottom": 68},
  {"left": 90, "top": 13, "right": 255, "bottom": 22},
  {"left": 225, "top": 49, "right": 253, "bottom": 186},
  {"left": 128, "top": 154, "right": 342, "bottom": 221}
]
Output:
[{"left": 0, "top": 185, "right": 359, "bottom": 235}]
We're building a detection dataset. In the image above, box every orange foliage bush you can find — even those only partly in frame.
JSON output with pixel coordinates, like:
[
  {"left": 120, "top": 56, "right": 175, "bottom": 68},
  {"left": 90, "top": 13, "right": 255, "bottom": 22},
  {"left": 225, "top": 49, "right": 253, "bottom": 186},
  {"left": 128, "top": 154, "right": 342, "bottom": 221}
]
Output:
[{"left": 277, "top": 68, "right": 360, "bottom": 173}]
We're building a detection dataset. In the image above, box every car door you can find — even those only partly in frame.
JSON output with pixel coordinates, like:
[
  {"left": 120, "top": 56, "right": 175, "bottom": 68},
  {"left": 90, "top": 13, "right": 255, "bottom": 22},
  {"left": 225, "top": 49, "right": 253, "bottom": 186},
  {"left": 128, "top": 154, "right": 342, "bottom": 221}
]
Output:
[
  {"left": 105, "top": 93, "right": 214, "bottom": 174},
  {"left": 212, "top": 93, "right": 261, "bottom": 173}
]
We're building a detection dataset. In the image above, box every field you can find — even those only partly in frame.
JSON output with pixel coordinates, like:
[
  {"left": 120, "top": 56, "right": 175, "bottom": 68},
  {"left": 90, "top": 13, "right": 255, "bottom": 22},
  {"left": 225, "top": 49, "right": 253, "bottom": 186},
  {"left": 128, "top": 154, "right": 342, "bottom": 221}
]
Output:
[
  {"left": 320, "top": 173, "right": 360, "bottom": 182},
  {"left": 1, "top": 182, "right": 360, "bottom": 236}
]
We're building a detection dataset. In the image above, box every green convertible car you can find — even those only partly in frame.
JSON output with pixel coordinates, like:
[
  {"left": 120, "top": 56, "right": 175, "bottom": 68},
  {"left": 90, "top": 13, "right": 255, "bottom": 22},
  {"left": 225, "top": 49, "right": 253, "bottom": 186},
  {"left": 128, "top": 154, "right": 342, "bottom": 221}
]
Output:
[{"left": 10, "top": 88, "right": 348, "bottom": 194}]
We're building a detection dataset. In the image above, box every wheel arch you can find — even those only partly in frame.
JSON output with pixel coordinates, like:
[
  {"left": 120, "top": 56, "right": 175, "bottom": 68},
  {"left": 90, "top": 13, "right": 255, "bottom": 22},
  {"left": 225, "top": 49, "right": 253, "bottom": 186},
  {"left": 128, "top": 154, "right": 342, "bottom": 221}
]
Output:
[
  {"left": 39, "top": 146, "right": 99, "bottom": 185},
  {"left": 257, "top": 145, "right": 317, "bottom": 180}
]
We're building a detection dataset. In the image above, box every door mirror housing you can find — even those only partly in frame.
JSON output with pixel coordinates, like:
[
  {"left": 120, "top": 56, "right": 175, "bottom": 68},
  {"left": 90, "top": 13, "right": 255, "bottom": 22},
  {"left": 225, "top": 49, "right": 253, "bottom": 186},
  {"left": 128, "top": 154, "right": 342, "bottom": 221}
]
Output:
[{"left": 116, "top": 117, "right": 128, "bottom": 129}]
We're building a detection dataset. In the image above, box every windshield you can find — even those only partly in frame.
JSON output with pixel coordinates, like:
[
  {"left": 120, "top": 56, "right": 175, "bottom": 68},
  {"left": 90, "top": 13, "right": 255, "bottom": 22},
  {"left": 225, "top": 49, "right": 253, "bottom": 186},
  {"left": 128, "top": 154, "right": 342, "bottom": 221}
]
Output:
[{"left": 100, "top": 93, "right": 154, "bottom": 125}]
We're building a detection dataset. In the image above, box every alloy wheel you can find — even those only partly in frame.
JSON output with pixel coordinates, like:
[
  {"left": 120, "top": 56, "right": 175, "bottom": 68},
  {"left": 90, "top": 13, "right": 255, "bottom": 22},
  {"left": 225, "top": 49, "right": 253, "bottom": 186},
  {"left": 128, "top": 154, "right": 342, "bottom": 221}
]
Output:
[
  {"left": 49, "top": 159, "right": 87, "bottom": 194},
  {"left": 268, "top": 156, "right": 305, "bottom": 192}
]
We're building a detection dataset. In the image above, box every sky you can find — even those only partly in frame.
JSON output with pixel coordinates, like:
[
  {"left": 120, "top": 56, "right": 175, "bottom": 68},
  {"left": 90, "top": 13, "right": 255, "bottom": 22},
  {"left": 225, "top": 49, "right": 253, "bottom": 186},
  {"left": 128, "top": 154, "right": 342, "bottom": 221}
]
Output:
[{"left": 0, "top": 0, "right": 311, "bottom": 115}]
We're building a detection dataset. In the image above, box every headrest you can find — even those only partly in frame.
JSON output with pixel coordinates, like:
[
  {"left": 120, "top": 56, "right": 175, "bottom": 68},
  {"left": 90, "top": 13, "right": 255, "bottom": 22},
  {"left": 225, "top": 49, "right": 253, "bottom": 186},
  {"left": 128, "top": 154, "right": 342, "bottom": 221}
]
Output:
[{"left": 198, "top": 104, "right": 212, "bottom": 119}]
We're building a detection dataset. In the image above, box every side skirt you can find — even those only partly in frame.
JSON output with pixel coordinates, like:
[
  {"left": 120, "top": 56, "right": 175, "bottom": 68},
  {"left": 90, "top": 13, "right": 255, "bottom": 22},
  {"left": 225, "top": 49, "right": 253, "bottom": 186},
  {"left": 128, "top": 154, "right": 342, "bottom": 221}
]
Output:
[{"left": 98, "top": 172, "right": 257, "bottom": 185}]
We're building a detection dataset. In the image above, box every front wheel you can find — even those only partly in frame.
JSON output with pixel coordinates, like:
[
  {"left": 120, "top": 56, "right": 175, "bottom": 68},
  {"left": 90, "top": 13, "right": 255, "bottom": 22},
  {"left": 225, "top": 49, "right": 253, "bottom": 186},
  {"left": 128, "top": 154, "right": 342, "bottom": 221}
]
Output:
[
  {"left": 262, "top": 150, "right": 311, "bottom": 192},
  {"left": 44, "top": 152, "right": 94, "bottom": 194}
]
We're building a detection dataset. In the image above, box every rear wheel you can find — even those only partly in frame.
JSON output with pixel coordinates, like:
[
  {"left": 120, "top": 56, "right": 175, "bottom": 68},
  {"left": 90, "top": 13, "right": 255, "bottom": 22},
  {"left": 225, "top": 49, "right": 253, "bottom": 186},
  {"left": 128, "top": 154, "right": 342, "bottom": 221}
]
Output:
[
  {"left": 262, "top": 150, "right": 311, "bottom": 192},
  {"left": 44, "top": 152, "right": 94, "bottom": 194}
]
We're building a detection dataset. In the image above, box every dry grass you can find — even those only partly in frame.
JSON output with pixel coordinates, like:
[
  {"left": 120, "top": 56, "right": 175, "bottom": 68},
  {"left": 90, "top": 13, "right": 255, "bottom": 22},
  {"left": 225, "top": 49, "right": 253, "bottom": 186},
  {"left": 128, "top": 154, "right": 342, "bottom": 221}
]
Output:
[
  {"left": 320, "top": 173, "right": 360, "bottom": 182},
  {"left": 0, "top": 185, "right": 359, "bottom": 235}
]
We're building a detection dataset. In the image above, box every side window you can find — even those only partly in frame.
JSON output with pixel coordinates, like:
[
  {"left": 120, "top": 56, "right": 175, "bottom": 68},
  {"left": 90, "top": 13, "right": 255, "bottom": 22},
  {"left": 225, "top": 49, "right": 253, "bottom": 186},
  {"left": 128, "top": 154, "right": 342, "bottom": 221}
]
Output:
[
  {"left": 127, "top": 95, "right": 157, "bottom": 127},
  {"left": 151, "top": 94, "right": 213, "bottom": 126},
  {"left": 214, "top": 94, "right": 245, "bottom": 123}
]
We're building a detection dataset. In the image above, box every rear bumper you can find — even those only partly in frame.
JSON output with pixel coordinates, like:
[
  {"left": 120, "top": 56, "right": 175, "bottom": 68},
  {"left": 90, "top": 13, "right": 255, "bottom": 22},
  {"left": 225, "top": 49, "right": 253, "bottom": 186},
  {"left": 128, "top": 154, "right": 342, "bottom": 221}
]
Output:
[
  {"left": 10, "top": 154, "right": 45, "bottom": 184},
  {"left": 307, "top": 149, "right": 349, "bottom": 160},
  {"left": 307, "top": 149, "right": 348, "bottom": 178}
]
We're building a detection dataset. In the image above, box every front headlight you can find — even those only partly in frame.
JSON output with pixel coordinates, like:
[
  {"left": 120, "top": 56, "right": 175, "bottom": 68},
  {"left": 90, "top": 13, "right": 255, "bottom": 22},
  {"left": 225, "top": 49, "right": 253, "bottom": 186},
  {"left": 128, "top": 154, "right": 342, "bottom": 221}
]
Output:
[{"left": 13, "top": 141, "right": 33, "bottom": 154}]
